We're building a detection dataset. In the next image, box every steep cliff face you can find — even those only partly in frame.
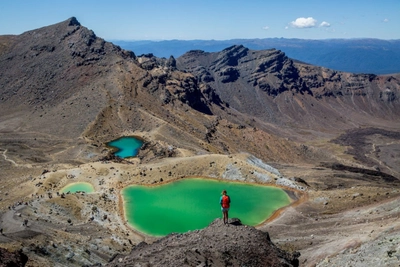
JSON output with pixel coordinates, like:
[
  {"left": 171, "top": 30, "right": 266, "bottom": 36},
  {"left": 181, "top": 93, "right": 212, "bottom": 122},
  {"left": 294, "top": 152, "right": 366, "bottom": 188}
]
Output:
[
  {"left": 177, "top": 45, "right": 400, "bottom": 133},
  {"left": 135, "top": 53, "right": 219, "bottom": 115},
  {"left": 176, "top": 45, "right": 305, "bottom": 97}
]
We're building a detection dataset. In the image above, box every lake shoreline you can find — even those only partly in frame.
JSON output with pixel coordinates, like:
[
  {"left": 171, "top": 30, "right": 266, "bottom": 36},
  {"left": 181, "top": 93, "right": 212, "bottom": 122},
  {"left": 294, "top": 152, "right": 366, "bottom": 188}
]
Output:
[
  {"left": 106, "top": 136, "right": 144, "bottom": 159},
  {"left": 119, "top": 176, "right": 306, "bottom": 237},
  {"left": 60, "top": 181, "right": 95, "bottom": 193}
]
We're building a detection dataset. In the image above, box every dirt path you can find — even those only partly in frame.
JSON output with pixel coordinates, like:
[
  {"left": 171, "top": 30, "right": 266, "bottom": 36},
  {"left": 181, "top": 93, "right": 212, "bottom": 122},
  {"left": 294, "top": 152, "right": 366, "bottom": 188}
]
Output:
[
  {"left": 0, "top": 149, "right": 17, "bottom": 166},
  {"left": 367, "top": 142, "right": 398, "bottom": 175}
]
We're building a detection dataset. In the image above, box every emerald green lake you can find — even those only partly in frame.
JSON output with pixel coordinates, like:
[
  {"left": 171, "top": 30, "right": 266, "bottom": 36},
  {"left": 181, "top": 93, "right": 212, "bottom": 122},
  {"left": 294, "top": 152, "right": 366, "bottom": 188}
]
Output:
[
  {"left": 107, "top": 136, "right": 143, "bottom": 158},
  {"left": 60, "top": 182, "right": 95, "bottom": 193},
  {"left": 122, "top": 178, "right": 291, "bottom": 236}
]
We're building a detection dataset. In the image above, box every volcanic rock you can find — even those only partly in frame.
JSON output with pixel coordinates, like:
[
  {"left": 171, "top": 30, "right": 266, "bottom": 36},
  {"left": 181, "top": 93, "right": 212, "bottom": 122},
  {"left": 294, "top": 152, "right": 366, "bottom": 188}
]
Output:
[
  {"left": 106, "top": 219, "right": 299, "bottom": 267},
  {"left": 0, "top": 247, "right": 28, "bottom": 267}
]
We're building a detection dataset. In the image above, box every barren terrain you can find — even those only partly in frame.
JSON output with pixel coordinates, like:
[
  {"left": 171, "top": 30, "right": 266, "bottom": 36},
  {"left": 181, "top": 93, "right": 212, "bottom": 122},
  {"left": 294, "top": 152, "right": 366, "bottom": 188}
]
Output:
[{"left": 1, "top": 17, "right": 400, "bottom": 266}]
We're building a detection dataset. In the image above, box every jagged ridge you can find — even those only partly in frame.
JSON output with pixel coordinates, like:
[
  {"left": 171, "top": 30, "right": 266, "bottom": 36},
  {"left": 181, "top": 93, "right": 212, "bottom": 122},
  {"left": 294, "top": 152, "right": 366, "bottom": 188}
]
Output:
[{"left": 177, "top": 44, "right": 400, "bottom": 130}]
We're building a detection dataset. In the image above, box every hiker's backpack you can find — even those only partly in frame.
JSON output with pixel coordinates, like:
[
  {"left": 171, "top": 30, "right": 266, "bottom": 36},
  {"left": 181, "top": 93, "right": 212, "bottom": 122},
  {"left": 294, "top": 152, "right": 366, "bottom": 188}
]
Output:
[{"left": 222, "top": 195, "right": 230, "bottom": 208}]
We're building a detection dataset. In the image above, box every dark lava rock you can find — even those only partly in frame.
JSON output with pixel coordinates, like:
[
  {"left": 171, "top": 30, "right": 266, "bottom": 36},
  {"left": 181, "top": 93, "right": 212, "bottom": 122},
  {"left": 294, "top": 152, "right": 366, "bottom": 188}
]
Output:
[
  {"left": 219, "top": 67, "right": 240, "bottom": 83},
  {"left": 106, "top": 218, "right": 299, "bottom": 267},
  {"left": 0, "top": 247, "right": 28, "bottom": 267}
]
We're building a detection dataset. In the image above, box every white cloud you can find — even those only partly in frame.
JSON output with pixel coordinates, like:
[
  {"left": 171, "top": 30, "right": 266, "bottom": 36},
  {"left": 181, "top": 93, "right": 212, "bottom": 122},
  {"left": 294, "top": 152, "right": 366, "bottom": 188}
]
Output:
[
  {"left": 290, "top": 17, "right": 317, "bottom": 28},
  {"left": 285, "top": 26, "right": 289, "bottom": 30},
  {"left": 262, "top": 26, "right": 269, "bottom": 30},
  {"left": 383, "top": 18, "right": 389, "bottom": 22},
  {"left": 320, "top": 21, "right": 330, "bottom": 27}
]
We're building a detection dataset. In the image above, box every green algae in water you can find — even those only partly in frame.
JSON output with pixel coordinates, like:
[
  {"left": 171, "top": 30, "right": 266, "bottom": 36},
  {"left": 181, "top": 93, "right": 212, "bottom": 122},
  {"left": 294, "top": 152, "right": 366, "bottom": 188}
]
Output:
[
  {"left": 107, "top": 136, "right": 143, "bottom": 158},
  {"left": 122, "top": 178, "right": 291, "bottom": 236},
  {"left": 60, "top": 182, "right": 95, "bottom": 193}
]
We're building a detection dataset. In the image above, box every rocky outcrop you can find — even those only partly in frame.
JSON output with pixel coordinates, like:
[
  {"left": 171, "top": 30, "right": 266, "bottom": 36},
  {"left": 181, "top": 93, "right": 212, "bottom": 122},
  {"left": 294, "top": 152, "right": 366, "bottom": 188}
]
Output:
[
  {"left": 0, "top": 247, "right": 28, "bottom": 267},
  {"left": 176, "top": 45, "right": 306, "bottom": 96},
  {"left": 107, "top": 219, "right": 300, "bottom": 267},
  {"left": 136, "top": 55, "right": 217, "bottom": 114}
]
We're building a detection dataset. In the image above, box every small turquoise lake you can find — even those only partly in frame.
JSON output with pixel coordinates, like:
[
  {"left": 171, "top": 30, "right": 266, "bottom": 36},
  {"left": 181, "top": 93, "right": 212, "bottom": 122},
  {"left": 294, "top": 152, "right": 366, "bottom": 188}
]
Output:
[
  {"left": 107, "top": 136, "right": 144, "bottom": 158},
  {"left": 122, "top": 178, "right": 291, "bottom": 236},
  {"left": 60, "top": 182, "right": 95, "bottom": 193}
]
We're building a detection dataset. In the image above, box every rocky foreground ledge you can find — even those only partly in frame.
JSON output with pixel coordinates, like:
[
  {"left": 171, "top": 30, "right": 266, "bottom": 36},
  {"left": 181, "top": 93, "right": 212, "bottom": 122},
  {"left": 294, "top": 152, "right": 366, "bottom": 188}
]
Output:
[{"left": 105, "top": 218, "right": 299, "bottom": 267}]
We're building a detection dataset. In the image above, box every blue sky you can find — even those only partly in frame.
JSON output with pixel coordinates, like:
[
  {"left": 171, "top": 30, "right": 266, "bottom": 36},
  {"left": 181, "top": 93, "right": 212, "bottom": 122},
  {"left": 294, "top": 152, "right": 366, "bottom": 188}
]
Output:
[{"left": 0, "top": 0, "right": 399, "bottom": 41}]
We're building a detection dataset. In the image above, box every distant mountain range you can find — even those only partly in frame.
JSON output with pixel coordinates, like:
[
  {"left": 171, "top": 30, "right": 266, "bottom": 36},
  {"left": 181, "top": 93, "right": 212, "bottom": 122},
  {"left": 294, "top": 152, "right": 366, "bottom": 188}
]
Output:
[{"left": 114, "top": 38, "right": 400, "bottom": 75}]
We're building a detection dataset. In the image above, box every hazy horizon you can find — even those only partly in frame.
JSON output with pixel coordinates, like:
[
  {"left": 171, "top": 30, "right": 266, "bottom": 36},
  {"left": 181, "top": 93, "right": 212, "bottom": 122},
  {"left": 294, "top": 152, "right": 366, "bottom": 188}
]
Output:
[
  {"left": 110, "top": 37, "right": 400, "bottom": 42},
  {"left": 0, "top": 0, "right": 399, "bottom": 41}
]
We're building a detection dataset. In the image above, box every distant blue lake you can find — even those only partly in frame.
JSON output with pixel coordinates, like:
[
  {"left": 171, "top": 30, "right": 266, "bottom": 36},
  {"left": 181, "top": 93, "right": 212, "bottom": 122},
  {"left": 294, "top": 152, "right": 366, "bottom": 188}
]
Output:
[{"left": 107, "top": 136, "right": 144, "bottom": 158}]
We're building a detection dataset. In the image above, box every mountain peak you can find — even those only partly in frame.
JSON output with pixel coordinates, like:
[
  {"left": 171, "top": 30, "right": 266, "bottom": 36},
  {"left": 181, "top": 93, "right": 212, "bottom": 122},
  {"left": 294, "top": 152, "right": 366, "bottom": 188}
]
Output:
[{"left": 67, "top": 16, "right": 81, "bottom": 26}]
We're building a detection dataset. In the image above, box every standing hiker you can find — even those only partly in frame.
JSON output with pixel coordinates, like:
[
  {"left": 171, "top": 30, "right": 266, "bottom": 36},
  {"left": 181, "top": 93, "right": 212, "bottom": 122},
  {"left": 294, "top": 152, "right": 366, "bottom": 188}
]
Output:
[{"left": 220, "top": 190, "right": 231, "bottom": 224}]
